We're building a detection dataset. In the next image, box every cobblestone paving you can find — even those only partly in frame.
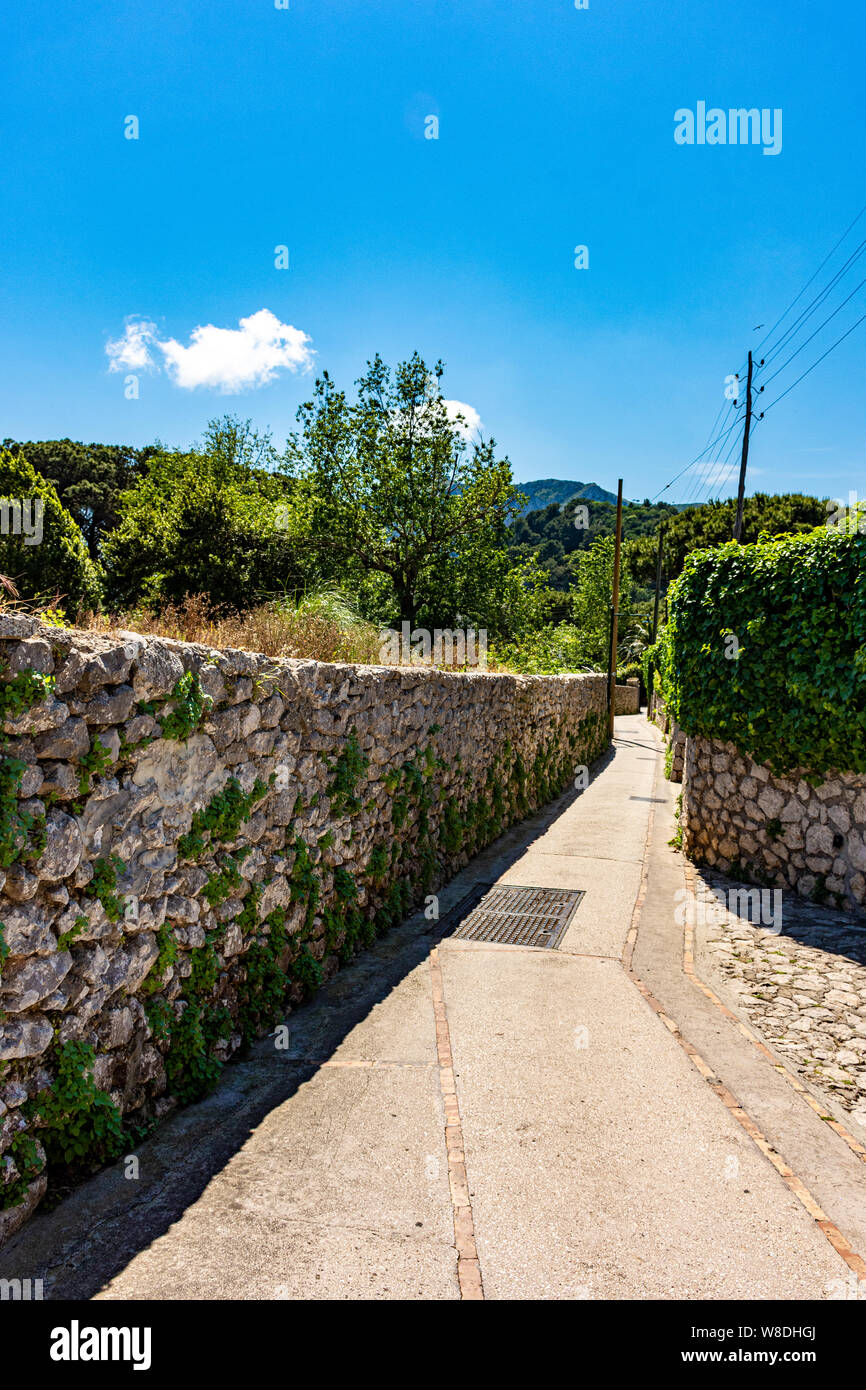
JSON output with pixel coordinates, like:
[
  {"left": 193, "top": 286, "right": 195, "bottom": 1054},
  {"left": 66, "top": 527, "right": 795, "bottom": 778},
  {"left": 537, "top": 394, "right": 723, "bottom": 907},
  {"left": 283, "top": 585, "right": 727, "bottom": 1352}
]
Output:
[{"left": 693, "top": 868, "right": 866, "bottom": 1131}]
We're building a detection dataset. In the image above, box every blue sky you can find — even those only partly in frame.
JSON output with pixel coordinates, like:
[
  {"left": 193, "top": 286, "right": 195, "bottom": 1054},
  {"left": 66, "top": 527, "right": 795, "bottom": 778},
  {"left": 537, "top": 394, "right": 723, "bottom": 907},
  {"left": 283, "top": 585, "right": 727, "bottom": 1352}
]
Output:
[{"left": 2, "top": 0, "right": 864, "bottom": 504}]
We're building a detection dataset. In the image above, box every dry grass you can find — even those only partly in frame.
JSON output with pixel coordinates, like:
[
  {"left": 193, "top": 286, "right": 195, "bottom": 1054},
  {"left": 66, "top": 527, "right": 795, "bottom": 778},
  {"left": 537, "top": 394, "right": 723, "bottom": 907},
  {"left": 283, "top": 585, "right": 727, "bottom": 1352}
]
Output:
[
  {"left": 78, "top": 592, "right": 386, "bottom": 664},
  {"left": 2, "top": 583, "right": 526, "bottom": 673}
]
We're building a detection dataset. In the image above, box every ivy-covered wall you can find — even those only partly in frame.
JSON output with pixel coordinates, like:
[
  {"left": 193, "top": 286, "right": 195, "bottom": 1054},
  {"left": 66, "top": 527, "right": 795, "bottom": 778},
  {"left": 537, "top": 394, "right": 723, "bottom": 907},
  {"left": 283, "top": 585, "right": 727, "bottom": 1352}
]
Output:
[
  {"left": 662, "top": 529, "right": 866, "bottom": 779},
  {"left": 643, "top": 529, "right": 866, "bottom": 915},
  {"left": 0, "top": 615, "right": 608, "bottom": 1240}
]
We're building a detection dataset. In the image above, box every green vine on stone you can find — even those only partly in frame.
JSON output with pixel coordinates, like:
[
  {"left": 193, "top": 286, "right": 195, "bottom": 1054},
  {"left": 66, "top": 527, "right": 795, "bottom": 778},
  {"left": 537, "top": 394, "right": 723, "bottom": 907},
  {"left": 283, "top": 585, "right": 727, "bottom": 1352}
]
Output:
[
  {"left": 77, "top": 734, "right": 115, "bottom": 796},
  {"left": 178, "top": 775, "right": 270, "bottom": 861},
  {"left": 26, "top": 1040, "right": 126, "bottom": 1170},
  {"left": 84, "top": 855, "right": 126, "bottom": 922},
  {"left": 56, "top": 915, "right": 87, "bottom": 952},
  {"left": 0, "top": 669, "right": 55, "bottom": 722},
  {"left": 158, "top": 672, "right": 213, "bottom": 743},
  {"left": 324, "top": 728, "right": 369, "bottom": 816}
]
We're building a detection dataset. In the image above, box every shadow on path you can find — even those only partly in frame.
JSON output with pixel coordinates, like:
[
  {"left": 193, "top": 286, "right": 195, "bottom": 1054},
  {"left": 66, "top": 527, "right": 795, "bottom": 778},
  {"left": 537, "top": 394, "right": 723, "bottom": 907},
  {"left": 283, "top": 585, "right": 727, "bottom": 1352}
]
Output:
[{"left": 0, "top": 742, "right": 619, "bottom": 1299}]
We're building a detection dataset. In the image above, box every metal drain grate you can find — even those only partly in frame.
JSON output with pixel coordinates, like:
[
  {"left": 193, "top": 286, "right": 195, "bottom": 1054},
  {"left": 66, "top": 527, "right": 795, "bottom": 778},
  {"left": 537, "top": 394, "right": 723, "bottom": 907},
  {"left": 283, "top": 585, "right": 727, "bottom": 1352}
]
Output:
[{"left": 442, "top": 884, "right": 584, "bottom": 950}]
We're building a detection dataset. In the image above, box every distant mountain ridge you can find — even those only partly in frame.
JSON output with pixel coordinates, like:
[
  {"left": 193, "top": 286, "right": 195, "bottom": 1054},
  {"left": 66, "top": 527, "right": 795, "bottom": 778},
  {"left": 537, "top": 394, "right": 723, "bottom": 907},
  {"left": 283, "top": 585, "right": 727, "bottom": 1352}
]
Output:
[
  {"left": 514, "top": 478, "right": 620, "bottom": 515},
  {"left": 514, "top": 479, "right": 701, "bottom": 516}
]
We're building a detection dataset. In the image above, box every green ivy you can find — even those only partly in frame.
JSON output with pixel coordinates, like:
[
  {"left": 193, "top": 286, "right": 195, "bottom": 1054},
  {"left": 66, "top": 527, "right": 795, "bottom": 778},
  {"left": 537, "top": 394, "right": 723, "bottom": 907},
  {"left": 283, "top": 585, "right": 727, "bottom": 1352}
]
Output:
[
  {"left": 56, "top": 915, "right": 87, "bottom": 952},
  {"left": 158, "top": 671, "right": 213, "bottom": 743},
  {"left": 664, "top": 529, "right": 866, "bottom": 775},
  {"left": 139, "top": 921, "right": 179, "bottom": 996},
  {"left": 201, "top": 851, "right": 247, "bottom": 907},
  {"left": 0, "top": 754, "right": 36, "bottom": 869},
  {"left": 27, "top": 1040, "right": 126, "bottom": 1169},
  {"left": 289, "top": 835, "right": 320, "bottom": 927},
  {"left": 291, "top": 943, "right": 323, "bottom": 995},
  {"left": 178, "top": 775, "right": 270, "bottom": 860},
  {"left": 333, "top": 866, "right": 357, "bottom": 902},
  {"left": 366, "top": 843, "right": 389, "bottom": 879},
  {"left": 0, "top": 1133, "right": 45, "bottom": 1210},
  {"left": 77, "top": 734, "right": 114, "bottom": 795},
  {"left": 0, "top": 669, "right": 55, "bottom": 722},
  {"left": 84, "top": 855, "right": 126, "bottom": 922},
  {"left": 324, "top": 728, "right": 369, "bottom": 815},
  {"left": 163, "top": 934, "right": 229, "bottom": 1105}
]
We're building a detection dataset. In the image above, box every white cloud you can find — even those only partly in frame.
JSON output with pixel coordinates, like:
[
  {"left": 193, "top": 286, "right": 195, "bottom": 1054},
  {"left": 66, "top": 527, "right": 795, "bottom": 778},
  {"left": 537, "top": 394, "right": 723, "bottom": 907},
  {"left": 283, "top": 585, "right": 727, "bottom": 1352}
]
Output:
[
  {"left": 106, "top": 318, "right": 159, "bottom": 372},
  {"left": 106, "top": 309, "right": 314, "bottom": 392},
  {"left": 442, "top": 399, "right": 482, "bottom": 439},
  {"left": 690, "top": 459, "right": 764, "bottom": 485}
]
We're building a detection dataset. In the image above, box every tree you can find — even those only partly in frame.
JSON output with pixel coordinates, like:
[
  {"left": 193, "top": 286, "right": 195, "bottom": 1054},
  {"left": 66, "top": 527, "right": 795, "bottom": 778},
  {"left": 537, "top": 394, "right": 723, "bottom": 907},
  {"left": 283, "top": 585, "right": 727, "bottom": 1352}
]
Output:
[
  {"left": 2, "top": 438, "right": 154, "bottom": 558},
  {"left": 628, "top": 493, "right": 827, "bottom": 585},
  {"left": 285, "top": 352, "right": 524, "bottom": 629},
  {"left": 0, "top": 448, "right": 103, "bottom": 612},
  {"left": 570, "top": 534, "right": 632, "bottom": 668},
  {"left": 102, "top": 416, "right": 312, "bottom": 612}
]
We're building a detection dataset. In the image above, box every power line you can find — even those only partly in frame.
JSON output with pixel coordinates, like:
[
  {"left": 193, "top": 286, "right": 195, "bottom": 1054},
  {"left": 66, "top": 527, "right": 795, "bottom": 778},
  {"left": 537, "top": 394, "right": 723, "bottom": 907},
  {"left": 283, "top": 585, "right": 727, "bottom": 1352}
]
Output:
[
  {"left": 692, "top": 414, "right": 746, "bottom": 505},
  {"left": 651, "top": 198, "right": 866, "bottom": 508},
  {"left": 757, "top": 236, "right": 866, "bottom": 370},
  {"left": 650, "top": 412, "right": 743, "bottom": 502},
  {"left": 754, "top": 199, "right": 866, "bottom": 356},
  {"left": 758, "top": 308, "right": 866, "bottom": 418},
  {"left": 758, "top": 269, "right": 866, "bottom": 389}
]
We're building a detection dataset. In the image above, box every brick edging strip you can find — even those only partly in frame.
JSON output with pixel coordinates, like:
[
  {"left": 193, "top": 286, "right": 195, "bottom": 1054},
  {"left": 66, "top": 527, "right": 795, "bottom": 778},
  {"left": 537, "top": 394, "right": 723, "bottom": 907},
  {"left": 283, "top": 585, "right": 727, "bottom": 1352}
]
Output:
[{"left": 429, "top": 947, "right": 484, "bottom": 1300}]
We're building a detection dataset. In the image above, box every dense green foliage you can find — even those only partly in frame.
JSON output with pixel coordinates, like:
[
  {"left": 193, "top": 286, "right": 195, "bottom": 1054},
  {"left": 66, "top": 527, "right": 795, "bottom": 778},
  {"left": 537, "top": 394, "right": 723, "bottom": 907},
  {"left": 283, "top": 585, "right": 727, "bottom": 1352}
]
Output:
[
  {"left": 2, "top": 437, "right": 155, "bottom": 557},
  {"left": 628, "top": 493, "right": 828, "bottom": 586},
  {"left": 0, "top": 448, "right": 103, "bottom": 610},
  {"left": 101, "top": 418, "right": 310, "bottom": 611},
  {"left": 28, "top": 1040, "right": 126, "bottom": 1169},
  {"left": 508, "top": 496, "right": 679, "bottom": 601},
  {"left": 493, "top": 533, "right": 633, "bottom": 674},
  {"left": 664, "top": 528, "right": 866, "bottom": 775}
]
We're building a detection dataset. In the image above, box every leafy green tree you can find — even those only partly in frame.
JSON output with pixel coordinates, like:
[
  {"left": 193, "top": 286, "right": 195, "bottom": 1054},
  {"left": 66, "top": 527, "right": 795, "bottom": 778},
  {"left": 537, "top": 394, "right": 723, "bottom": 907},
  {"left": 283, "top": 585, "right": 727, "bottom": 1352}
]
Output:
[
  {"left": 285, "top": 352, "right": 525, "bottom": 629},
  {"left": 569, "top": 534, "right": 632, "bottom": 668},
  {"left": 628, "top": 493, "right": 827, "bottom": 585},
  {"left": 102, "top": 417, "right": 311, "bottom": 611},
  {"left": 0, "top": 447, "right": 103, "bottom": 611},
  {"left": 2, "top": 438, "right": 155, "bottom": 558}
]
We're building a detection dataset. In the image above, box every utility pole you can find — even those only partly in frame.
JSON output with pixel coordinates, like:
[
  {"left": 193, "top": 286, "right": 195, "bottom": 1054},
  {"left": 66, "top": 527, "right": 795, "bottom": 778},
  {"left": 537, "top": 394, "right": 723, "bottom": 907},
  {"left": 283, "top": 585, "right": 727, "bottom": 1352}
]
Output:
[
  {"left": 608, "top": 477, "right": 623, "bottom": 740},
  {"left": 733, "top": 350, "right": 754, "bottom": 542},
  {"left": 651, "top": 521, "right": 665, "bottom": 642}
]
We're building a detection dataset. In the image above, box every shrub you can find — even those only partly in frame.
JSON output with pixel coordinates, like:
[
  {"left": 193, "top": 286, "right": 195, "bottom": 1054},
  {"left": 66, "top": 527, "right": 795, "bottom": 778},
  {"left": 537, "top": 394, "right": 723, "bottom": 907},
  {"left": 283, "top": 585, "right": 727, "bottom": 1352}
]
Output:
[
  {"left": 665, "top": 528, "right": 866, "bottom": 775},
  {"left": 0, "top": 447, "right": 103, "bottom": 612}
]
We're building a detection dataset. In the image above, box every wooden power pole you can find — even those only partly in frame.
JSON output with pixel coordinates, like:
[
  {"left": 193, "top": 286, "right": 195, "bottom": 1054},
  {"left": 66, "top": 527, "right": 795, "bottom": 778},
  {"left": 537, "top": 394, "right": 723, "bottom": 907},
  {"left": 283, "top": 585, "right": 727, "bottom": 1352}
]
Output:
[
  {"left": 733, "top": 350, "right": 754, "bottom": 542},
  {"left": 651, "top": 521, "right": 664, "bottom": 642},
  {"left": 608, "top": 478, "right": 623, "bottom": 739}
]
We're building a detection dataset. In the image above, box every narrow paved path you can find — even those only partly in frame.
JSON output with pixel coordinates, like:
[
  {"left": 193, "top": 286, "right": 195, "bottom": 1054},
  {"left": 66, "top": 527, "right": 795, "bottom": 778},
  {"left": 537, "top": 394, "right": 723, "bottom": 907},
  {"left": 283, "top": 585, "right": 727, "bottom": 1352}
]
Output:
[{"left": 4, "top": 715, "right": 864, "bottom": 1300}]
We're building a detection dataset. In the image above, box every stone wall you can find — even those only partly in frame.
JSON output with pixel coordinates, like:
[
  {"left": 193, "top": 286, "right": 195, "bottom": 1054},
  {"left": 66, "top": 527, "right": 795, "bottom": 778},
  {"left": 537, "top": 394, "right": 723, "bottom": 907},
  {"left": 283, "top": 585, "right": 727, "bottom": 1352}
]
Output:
[
  {"left": 0, "top": 615, "right": 608, "bottom": 1239},
  {"left": 647, "top": 688, "right": 684, "bottom": 781},
  {"left": 682, "top": 735, "right": 866, "bottom": 917},
  {"left": 614, "top": 682, "right": 640, "bottom": 716}
]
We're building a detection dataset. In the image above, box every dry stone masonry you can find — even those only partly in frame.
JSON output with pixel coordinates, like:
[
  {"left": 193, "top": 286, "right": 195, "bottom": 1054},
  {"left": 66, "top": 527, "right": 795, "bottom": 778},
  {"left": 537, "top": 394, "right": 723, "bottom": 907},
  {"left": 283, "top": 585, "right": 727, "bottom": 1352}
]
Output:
[
  {"left": 682, "top": 736, "right": 866, "bottom": 918},
  {"left": 0, "top": 616, "right": 608, "bottom": 1241}
]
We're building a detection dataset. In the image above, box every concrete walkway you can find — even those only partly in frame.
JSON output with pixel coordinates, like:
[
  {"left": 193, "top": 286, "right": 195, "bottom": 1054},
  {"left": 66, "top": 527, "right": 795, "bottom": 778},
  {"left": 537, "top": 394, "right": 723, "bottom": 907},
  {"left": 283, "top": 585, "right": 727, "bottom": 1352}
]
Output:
[{"left": 3, "top": 714, "right": 864, "bottom": 1300}]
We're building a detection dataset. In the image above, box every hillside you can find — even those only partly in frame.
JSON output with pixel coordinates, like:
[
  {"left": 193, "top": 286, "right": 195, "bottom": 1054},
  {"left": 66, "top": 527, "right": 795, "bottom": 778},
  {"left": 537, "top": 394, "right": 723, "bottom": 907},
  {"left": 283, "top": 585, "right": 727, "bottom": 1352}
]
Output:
[{"left": 514, "top": 478, "right": 620, "bottom": 514}]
